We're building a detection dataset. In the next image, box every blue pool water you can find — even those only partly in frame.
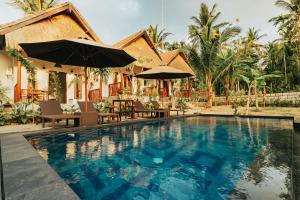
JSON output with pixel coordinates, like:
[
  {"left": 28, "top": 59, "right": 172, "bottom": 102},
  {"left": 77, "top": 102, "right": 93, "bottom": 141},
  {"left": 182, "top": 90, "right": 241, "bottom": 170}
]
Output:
[{"left": 28, "top": 117, "right": 293, "bottom": 200}]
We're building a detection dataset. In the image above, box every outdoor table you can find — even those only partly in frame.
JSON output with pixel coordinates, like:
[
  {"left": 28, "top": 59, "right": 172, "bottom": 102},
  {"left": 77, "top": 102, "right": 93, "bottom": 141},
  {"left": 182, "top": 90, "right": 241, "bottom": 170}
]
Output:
[{"left": 113, "top": 99, "right": 134, "bottom": 119}]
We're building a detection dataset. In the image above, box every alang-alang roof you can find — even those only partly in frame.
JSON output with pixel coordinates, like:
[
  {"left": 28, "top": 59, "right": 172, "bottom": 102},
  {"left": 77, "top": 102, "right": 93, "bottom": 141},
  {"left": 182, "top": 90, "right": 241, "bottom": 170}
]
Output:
[
  {"left": 161, "top": 49, "right": 195, "bottom": 76},
  {"left": 0, "top": 2, "right": 100, "bottom": 42}
]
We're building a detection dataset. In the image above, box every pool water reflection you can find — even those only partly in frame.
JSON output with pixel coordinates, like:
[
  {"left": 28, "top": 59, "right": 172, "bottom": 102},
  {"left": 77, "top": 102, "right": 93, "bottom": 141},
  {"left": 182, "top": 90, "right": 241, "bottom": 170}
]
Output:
[{"left": 27, "top": 117, "right": 294, "bottom": 200}]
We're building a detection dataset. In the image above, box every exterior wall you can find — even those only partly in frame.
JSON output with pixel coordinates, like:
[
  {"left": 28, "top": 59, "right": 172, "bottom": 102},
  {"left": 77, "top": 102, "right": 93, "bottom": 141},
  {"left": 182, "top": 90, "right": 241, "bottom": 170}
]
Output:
[{"left": 0, "top": 51, "right": 15, "bottom": 101}]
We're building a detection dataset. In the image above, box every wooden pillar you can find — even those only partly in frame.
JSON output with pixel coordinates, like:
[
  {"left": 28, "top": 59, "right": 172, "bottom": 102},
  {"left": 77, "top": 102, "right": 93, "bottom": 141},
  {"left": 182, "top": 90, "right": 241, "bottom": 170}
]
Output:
[
  {"left": 84, "top": 67, "right": 88, "bottom": 112},
  {"left": 99, "top": 77, "right": 102, "bottom": 102},
  {"left": 16, "top": 61, "right": 21, "bottom": 102}
]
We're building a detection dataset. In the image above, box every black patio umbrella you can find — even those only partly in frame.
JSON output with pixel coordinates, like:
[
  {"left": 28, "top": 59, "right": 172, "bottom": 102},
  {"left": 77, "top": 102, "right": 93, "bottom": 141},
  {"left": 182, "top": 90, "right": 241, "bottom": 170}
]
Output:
[
  {"left": 20, "top": 38, "right": 135, "bottom": 112},
  {"left": 136, "top": 65, "right": 194, "bottom": 105}
]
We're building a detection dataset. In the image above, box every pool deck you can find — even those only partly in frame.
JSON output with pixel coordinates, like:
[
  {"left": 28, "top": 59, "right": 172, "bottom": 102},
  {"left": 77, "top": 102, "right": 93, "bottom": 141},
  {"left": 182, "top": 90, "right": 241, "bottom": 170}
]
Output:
[
  {"left": 0, "top": 113, "right": 299, "bottom": 199},
  {"left": 294, "top": 130, "right": 300, "bottom": 200}
]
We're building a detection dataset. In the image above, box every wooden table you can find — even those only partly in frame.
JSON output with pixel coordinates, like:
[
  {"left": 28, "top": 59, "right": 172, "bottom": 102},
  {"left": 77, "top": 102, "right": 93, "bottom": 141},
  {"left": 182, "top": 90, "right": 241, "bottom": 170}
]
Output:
[{"left": 113, "top": 99, "right": 134, "bottom": 119}]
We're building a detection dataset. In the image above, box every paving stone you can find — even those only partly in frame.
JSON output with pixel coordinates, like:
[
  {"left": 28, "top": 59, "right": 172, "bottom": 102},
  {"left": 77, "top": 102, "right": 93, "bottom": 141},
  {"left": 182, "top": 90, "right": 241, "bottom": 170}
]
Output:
[
  {"left": 1, "top": 134, "right": 79, "bottom": 199},
  {"left": 1, "top": 134, "right": 27, "bottom": 146},
  {"left": 6, "top": 181, "right": 79, "bottom": 200},
  {"left": 1, "top": 143, "right": 38, "bottom": 163},
  {"left": 3, "top": 157, "right": 61, "bottom": 198}
]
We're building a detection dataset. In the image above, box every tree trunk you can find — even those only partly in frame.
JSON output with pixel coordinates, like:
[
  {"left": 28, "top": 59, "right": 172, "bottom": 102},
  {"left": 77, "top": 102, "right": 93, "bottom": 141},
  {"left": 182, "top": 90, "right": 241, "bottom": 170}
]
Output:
[
  {"left": 246, "top": 85, "right": 252, "bottom": 115},
  {"left": 263, "top": 85, "right": 266, "bottom": 108},
  {"left": 99, "top": 78, "right": 102, "bottom": 102},
  {"left": 225, "top": 76, "right": 229, "bottom": 105},
  {"left": 207, "top": 82, "right": 213, "bottom": 108},
  {"left": 254, "top": 80, "right": 259, "bottom": 111}
]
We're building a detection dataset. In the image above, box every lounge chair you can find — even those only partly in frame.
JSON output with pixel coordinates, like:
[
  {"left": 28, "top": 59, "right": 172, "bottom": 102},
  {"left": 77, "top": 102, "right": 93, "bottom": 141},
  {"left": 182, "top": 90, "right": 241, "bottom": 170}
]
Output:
[
  {"left": 77, "top": 101, "right": 120, "bottom": 124},
  {"left": 39, "top": 100, "right": 80, "bottom": 128},
  {"left": 133, "top": 101, "right": 169, "bottom": 118},
  {"left": 151, "top": 101, "right": 186, "bottom": 116}
]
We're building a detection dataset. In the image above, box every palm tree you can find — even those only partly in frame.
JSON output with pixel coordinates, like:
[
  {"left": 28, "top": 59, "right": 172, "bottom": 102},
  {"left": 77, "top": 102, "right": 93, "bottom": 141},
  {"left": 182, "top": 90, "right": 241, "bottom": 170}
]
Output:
[
  {"left": 8, "top": 0, "right": 59, "bottom": 14},
  {"left": 188, "top": 3, "right": 241, "bottom": 107},
  {"left": 269, "top": 0, "right": 300, "bottom": 41},
  {"left": 147, "top": 25, "right": 172, "bottom": 51},
  {"left": 188, "top": 3, "right": 229, "bottom": 48}
]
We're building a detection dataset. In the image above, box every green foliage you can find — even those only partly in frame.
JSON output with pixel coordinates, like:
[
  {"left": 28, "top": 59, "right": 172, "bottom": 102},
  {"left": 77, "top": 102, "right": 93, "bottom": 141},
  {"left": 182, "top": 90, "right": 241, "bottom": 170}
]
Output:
[
  {"left": 11, "top": 102, "right": 30, "bottom": 124},
  {"left": 188, "top": 3, "right": 241, "bottom": 107},
  {"left": 176, "top": 98, "right": 188, "bottom": 110},
  {"left": 8, "top": 0, "right": 60, "bottom": 14},
  {"left": 0, "top": 105, "right": 8, "bottom": 126},
  {"left": 62, "top": 104, "right": 80, "bottom": 114},
  {"left": 145, "top": 101, "right": 154, "bottom": 110},
  {"left": 147, "top": 24, "right": 172, "bottom": 51},
  {"left": 90, "top": 68, "right": 111, "bottom": 84},
  {"left": 0, "top": 82, "right": 10, "bottom": 104},
  {"left": 48, "top": 72, "right": 62, "bottom": 101},
  {"left": 7, "top": 49, "right": 36, "bottom": 86},
  {"left": 94, "top": 100, "right": 111, "bottom": 113}
]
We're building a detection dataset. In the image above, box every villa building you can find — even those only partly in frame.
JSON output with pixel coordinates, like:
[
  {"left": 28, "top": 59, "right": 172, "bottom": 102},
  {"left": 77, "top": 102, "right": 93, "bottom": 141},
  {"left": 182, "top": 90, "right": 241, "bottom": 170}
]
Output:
[
  {"left": 0, "top": 3, "right": 100, "bottom": 104},
  {"left": 0, "top": 2, "right": 195, "bottom": 105}
]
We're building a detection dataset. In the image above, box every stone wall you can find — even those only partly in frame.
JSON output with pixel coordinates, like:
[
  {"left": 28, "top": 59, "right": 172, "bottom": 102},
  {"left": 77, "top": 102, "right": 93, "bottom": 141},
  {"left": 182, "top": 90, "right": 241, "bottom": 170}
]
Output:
[{"left": 214, "top": 92, "right": 300, "bottom": 106}]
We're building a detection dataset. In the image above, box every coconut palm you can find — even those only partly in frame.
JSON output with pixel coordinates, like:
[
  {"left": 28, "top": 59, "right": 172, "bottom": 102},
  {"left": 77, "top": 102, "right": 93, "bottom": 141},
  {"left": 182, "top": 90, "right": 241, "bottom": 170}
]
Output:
[
  {"left": 269, "top": 0, "right": 300, "bottom": 41},
  {"left": 188, "top": 3, "right": 230, "bottom": 48},
  {"left": 8, "top": 0, "right": 59, "bottom": 14},
  {"left": 188, "top": 3, "right": 241, "bottom": 107},
  {"left": 147, "top": 25, "right": 172, "bottom": 51}
]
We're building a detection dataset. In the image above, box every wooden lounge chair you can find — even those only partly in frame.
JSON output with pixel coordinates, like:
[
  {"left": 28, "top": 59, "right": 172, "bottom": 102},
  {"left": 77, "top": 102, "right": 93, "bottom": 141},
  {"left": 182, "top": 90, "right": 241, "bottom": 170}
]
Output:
[
  {"left": 151, "top": 101, "right": 186, "bottom": 116},
  {"left": 39, "top": 100, "right": 80, "bottom": 128},
  {"left": 133, "top": 101, "right": 169, "bottom": 118},
  {"left": 77, "top": 102, "right": 120, "bottom": 124}
]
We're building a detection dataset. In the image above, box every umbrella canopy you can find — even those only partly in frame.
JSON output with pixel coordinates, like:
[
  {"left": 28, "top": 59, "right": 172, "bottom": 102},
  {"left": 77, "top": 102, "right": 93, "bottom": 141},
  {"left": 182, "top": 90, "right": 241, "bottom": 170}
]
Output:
[
  {"left": 136, "top": 65, "right": 193, "bottom": 106},
  {"left": 20, "top": 38, "right": 135, "bottom": 67},
  {"left": 135, "top": 65, "right": 194, "bottom": 79},
  {"left": 20, "top": 38, "right": 135, "bottom": 112}
]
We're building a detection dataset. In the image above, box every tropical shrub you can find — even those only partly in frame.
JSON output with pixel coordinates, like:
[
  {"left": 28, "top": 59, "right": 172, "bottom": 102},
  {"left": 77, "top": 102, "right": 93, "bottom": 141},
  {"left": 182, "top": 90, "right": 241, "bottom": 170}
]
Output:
[
  {"left": 94, "top": 100, "right": 111, "bottom": 113},
  {"left": 0, "top": 105, "right": 7, "bottom": 126},
  {"left": 62, "top": 104, "right": 80, "bottom": 114},
  {"left": 48, "top": 72, "right": 62, "bottom": 101},
  {"left": 0, "top": 82, "right": 10, "bottom": 104},
  {"left": 145, "top": 101, "right": 155, "bottom": 110},
  {"left": 11, "top": 102, "right": 30, "bottom": 124},
  {"left": 176, "top": 98, "right": 188, "bottom": 110}
]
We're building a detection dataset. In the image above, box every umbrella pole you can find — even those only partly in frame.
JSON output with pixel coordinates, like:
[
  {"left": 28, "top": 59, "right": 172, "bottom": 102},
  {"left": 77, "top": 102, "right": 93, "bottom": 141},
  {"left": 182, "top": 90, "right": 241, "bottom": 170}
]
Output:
[{"left": 84, "top": 67, "right": 88, "bottom": 112}]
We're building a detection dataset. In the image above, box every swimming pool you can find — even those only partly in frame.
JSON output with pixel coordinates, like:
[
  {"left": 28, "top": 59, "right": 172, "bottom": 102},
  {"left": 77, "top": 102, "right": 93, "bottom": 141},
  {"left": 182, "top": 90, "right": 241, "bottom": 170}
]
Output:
[{"left": 27, "top": 116, "right": 294, "bottom": 199}]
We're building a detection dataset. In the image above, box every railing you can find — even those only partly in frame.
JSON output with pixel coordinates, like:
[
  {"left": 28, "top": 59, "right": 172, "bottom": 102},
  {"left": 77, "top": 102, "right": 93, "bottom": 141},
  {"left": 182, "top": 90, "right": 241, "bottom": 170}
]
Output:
[
  {"left": 88, "top": 89, "right": 102, "bottom": 102},
  {"left": 176, "top": 90, "right": 191, "bottom": 98},
  {"left": 160, "top": 88, "right": 169, "bottom": 97},
  {"left": 109, "top": 82, "right": 122, "bottom": 96},
  {"left": 21, "top": 89, "right": 48, "bottom": 102}
]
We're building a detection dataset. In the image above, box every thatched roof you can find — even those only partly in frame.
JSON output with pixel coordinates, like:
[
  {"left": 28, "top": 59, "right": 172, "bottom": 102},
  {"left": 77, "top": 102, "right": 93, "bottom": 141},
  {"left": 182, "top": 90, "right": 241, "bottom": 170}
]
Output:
[
  {"left": 136, "top": 65, "right": 193, "bottom": 79},
  {"left": 0, "top": 2, "right": 100, "bottom": 42},
  {"left": 161, "top": 49, "right": 195, "bottom": 76},
  {"left": 114, "top": 30, "right": 162, "bottom": 60}
]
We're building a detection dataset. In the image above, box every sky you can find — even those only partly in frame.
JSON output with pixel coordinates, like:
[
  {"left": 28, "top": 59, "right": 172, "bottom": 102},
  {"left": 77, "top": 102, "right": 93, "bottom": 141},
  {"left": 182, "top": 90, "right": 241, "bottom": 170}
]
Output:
[{"left": 0, "top": 0, "right": 284, "bottom": 44}]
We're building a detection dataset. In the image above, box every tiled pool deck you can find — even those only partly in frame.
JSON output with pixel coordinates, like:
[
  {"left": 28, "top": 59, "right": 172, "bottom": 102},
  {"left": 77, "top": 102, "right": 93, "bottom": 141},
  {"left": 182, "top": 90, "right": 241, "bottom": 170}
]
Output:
[{"left": 0, "top": 114, "right": 299, "bottom": 200}]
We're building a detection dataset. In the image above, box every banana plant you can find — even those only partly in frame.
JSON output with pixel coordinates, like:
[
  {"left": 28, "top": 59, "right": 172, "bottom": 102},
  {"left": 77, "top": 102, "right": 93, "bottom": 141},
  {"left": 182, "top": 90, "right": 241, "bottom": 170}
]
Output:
[{"left": 239, "top": 65, "right": 281, "bottom": 114}]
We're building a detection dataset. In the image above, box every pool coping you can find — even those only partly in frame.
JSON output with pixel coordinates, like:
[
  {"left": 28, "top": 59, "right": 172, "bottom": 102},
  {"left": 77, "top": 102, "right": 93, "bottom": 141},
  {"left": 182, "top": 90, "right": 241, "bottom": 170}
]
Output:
[{"left": 0, "top": 113, "right": 297, "bottom": 200}]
